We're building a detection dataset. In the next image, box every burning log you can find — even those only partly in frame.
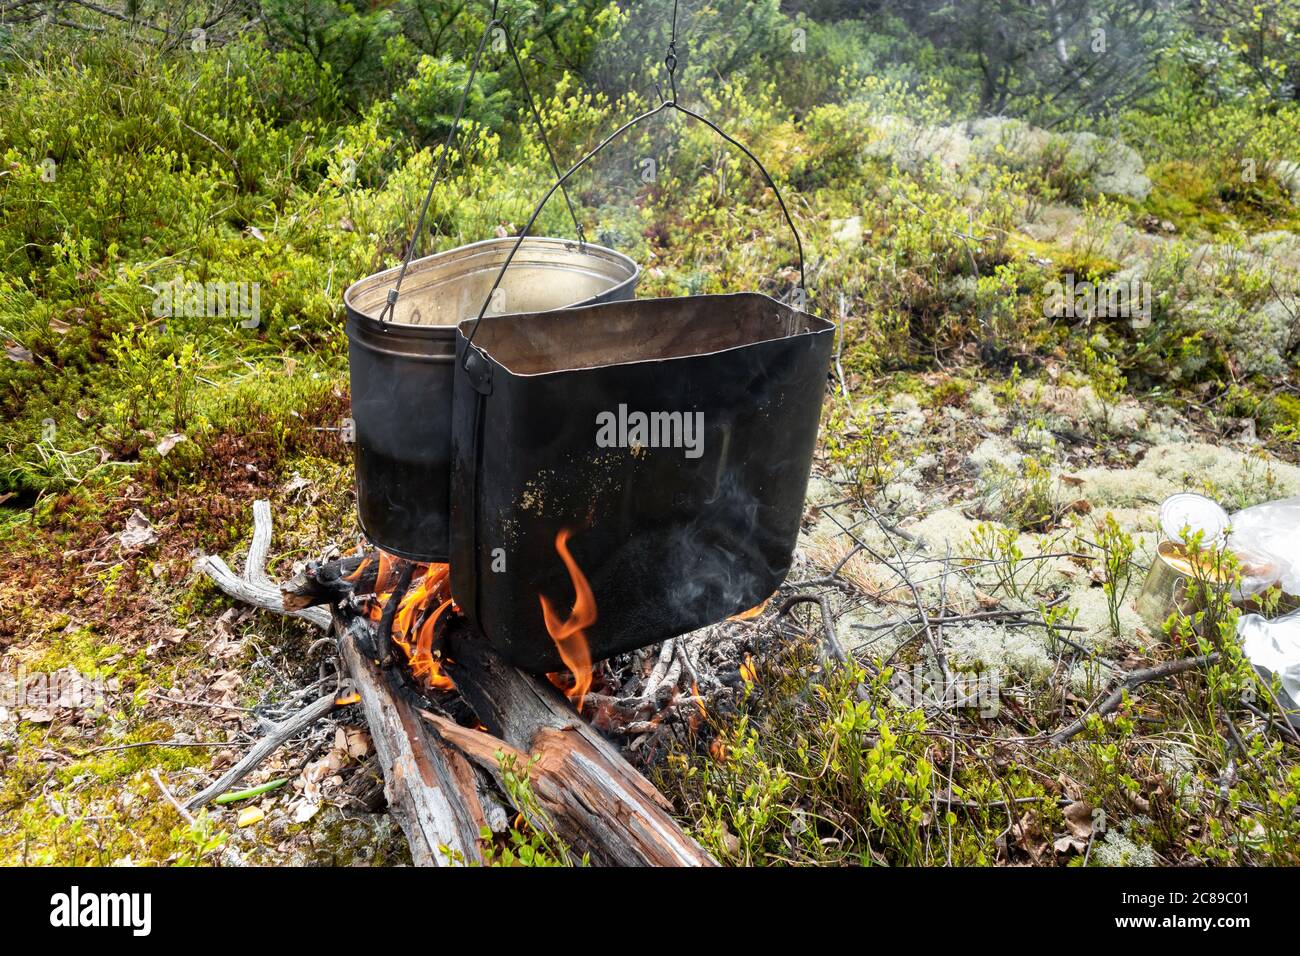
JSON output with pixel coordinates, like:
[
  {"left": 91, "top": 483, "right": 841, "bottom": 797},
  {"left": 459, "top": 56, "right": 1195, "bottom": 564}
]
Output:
[
  {"left": 441, "top": 624, "right": 717, "bottom": 866},
  {"left": 334, "top": 613, "right": 493, "bottom": 865},
  {"left": 280, "top": 551, "right": 386, "bottom": 610}
]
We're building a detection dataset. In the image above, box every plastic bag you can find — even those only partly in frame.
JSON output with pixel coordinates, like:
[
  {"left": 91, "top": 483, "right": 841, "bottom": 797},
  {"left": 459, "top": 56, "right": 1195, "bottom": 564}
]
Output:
[
  {"left": 1226, "top": 495, "right": 1300, "bottom": 599},
  {"left": 1238, "top": 609, "right": 1300, "bottom": 726}
]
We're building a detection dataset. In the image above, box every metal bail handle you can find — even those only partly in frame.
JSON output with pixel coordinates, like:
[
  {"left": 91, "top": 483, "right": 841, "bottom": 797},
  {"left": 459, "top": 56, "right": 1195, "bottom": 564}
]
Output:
[
  {"left": 461, "top": 99, "right": 808, "bottom": 362},
  {"left": 379, "top": 5, "right": 585, "bottom": 323}
]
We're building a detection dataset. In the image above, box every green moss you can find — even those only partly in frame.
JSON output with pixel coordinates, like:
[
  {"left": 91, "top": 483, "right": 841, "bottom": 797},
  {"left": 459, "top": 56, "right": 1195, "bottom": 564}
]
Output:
[
  {"left": 29, "top": 626, "right": 123, "bottom": 677},
  {"left": 1268, "top": 392, "right": 1300, "bottom": 428},
  {"left": 928, "top": 377, "right": 973, "bottom": 408},
  {"left": 1144, "top": 160, "right": 1300, "bottom": 238},
  {"left": 1004, "top": 233, "right": 1121, "bottom": 282}
]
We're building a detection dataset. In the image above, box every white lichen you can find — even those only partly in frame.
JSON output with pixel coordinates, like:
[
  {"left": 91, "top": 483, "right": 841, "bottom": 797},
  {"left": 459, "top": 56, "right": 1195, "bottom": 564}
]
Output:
[
  {"left": 1092, "top": 828, "right": 1157, "bottom": 867},
  {"left": 948, "top": 622, "right": 1055, "bottom": 683},
  {"left": 1069, "top": 442, "right": 1300, "bottom": 510}
]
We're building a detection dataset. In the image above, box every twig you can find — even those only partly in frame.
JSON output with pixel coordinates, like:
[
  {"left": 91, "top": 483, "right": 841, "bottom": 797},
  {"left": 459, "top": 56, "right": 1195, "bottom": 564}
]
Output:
[
  {"left": 641, "top": 639, "right": 677, "bottom": 700},
  {"left": 148, "top": 690, "right": 255, "bottom": 714},
  {"left": 1048, "top": 654, "right": 1220, "bottom": 745},
  {"left": 777, "top": 593, "right": 847, "bottom": 664},
  {"left": 184, "top": 692, "right": 338, "bottom": 810},
  {"left": 151, "top": 769, "right": 198, "bottom": 827},
  {"left": 76, "top": 739, "right": 251, "bottom": 754},
  {"left": 195, "top": 553, "right": 330, "bottom": 630},
  {"left": 863, "top": 509, "right": 952, "bottom": 689},
  {"left": 245, "top": 499, "right": 276, "bottom": 590}
]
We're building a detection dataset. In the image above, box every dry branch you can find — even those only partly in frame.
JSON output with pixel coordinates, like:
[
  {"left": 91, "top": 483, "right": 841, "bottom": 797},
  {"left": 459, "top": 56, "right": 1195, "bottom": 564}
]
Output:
[
  {"left": 185, "top": 691, "right": 338, "bottom": 811},
  {"left": 1049, "top": 653, "right": 1221, "bottom": 745}
]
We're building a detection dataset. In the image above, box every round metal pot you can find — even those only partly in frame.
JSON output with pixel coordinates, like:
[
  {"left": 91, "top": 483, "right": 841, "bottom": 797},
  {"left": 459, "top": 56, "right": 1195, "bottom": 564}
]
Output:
[{"left": 345, "top": 237, "right": 639, "bottom": 562}]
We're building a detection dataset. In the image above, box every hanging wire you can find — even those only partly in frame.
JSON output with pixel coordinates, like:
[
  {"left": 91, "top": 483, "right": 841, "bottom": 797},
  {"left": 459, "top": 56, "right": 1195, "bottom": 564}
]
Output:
[
  {"left": 377, "top": 11, "right": 497, "bottom": 324},
  {"left": 379, "top": 0, "right": 586, "bottom": 323},
  {"left": 459, "top": 0, "right": 808, "bottom": 363},
  {"left": 664, "top": 0, "right": 679, "bottom": 104},
  {"left": 503, "top": 21, "right": 586, "bottom": 247},
  {"left": 462, "top": 99, "right": 808, "bottom": 356}
]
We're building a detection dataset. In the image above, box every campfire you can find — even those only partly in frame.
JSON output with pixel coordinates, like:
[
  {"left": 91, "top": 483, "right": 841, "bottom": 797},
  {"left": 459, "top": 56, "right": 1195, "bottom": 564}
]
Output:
[
  {"left": 351, "top": 530, "right": 598, "bottom": 712},
  {"left": 356, "top": 557, "right": 457, "bottom": 692},
  {"left": 197, "top": 503, "right": 735, "bottom": 866},
  {"left": 207, "top": 503, "right": 767, "bottom": 868},
  {"left": 343, "top": 527, "right": 752, "bottom": 746}
]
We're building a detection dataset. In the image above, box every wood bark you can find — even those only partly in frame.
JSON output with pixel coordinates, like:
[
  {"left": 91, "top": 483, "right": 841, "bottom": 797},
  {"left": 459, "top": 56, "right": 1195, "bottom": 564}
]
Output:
[{"left": 442, "top": 625, "right": 717, "bottom": 867}]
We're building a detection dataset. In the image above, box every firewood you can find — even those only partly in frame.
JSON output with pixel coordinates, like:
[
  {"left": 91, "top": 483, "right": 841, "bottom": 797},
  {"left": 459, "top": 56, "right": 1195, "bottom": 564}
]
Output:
[
  {"left": 280, "top": 552, "right": 379, "bottom": 610},
  {"left": 334, "top": 613, "right": 490, "bottom": 865},
  {"left": 201, "top": 501, "right": 717, "bottom": 868},
  {"left": 423, "top": 709, "right": 715, "bottom": 867},
  {"left": 197, "top": 506, "right": 490, "bottom": 866},
  {"left": 442, "top": 625, "right": 717, "bottom": 867}
]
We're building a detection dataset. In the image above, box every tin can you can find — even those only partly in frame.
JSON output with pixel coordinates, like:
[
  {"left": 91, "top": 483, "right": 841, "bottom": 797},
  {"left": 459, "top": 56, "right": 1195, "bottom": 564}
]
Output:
[{"left": 1158, "top": 493, "right": 1230, "bottom": 546}]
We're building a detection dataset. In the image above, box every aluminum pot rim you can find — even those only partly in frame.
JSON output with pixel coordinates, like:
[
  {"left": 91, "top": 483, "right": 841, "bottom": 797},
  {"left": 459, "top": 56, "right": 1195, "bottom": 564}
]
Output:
[
  {"left": 344, "top": 236, "right": 640, "bottom": 333},
  {"left": 456, "top": 291, "right": 833, "bottom": 379}
]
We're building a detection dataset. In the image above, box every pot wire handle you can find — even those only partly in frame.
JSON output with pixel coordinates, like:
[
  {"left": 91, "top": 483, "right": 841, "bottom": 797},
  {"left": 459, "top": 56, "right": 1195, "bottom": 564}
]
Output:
[
  {"left": 379, "top": 4, "right": 585, "bottom": 323},
  {"left": 461, "top": 99, "right": 808, "bottom": 358}
]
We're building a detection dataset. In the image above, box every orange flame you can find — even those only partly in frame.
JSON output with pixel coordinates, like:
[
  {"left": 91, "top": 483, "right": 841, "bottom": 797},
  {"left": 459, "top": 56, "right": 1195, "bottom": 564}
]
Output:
[
  {"left": 539, "top": 528, "right": 596, "bottom": 711},
  {"left": 380, "top": 560, "right": 456, "bottom": 691},
  {"left": 739, "top": 653, "right": 758, "bottom": 684},
  {"left": 690, "top": 680, "right": 707, "bottom": 721},
  {"left": 729, "top": 597, "right": 769, "bottom": 622}
]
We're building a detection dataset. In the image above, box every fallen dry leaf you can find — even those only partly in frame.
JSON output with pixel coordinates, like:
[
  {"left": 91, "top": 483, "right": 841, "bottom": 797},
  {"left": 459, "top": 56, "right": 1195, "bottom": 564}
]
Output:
[
  {"left": 1055, "top": 835, "right": 1087, "bottom": 854},
  {"left": 155, "top": 433, "right": 186, "bottom": 457},
  {"left": 1063, "top": 800, "right": 1095, "bottom": 839},
  {"left": 118, "top": 509, "right": 158, "bottom": 551},
  {"left": 343, "top": 726, "right": 371, "bottom": 759},
  {"left": 288, "top": 798, "right": 320, "bottom": 824},
  {"left": 5, "top": 343, "right": 34, "bottom": 364},
  {"left": 236, "top": 806, "right": 264, "bottom": 827}
]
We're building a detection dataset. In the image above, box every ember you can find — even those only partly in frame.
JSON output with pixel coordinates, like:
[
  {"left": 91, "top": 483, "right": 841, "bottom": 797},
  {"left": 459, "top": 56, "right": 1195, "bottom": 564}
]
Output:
[{"left": 729, "top": 598, "right": 769, "bottom": 622}]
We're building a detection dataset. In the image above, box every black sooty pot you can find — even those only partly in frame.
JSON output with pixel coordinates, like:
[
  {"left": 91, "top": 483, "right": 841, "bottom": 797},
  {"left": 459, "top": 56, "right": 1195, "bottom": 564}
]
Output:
[
  {"left": 449, "top": 292, "right": 835, "bottom": 673},
  {"left": 344, "top": 237, "right": 639, "bottom": 562}
]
